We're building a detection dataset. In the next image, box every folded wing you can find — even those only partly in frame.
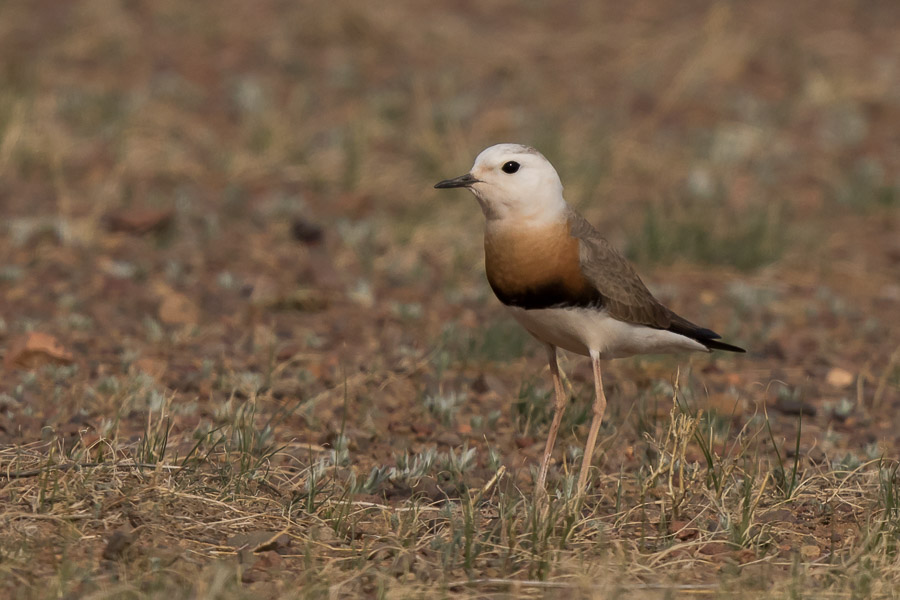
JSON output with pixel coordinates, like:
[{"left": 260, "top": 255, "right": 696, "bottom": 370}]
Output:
[{"left": 569, "top": 211, "right": 745, "bottom": 353}]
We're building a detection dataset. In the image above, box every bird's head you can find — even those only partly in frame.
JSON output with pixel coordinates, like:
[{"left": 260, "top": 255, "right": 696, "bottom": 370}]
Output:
[{"left": 435, "top": 144, "right": 567, "bottom": 224}]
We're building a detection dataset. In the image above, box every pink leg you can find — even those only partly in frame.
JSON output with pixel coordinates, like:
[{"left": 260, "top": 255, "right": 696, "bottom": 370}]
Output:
[
  {"left": 577, "top": 350, "right": 607, "bottom": 494},
  {"left": 535, "top": 344, "right": 567, "bottom": 492}
]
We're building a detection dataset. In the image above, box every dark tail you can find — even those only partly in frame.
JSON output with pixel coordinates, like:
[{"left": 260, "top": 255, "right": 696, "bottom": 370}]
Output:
[
  {"left": 667, "top": 315, "right": 746, "bottom": 354},
  {"left": 699, "top": 338, "right": 746, "bottom": 353}
]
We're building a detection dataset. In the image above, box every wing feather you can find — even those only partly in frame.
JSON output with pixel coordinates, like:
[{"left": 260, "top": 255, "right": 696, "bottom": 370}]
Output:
[
  {"left": 568, "top": 210, "right": 746, "bottom": 354},
  {"left": 569, "top": 211, "right": 674, "bottom": 329}
]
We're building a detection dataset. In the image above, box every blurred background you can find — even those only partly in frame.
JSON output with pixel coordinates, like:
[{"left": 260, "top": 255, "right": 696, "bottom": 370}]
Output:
[
  {"left": 2, "top": 0, "right": 897, "bottom": 410},
  {"left": 1, "top": 0, "right": 900, "bottom": 593}
]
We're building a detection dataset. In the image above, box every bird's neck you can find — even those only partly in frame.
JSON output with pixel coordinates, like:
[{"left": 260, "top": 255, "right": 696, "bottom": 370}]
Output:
[{"left": 473, "top": 186, "right": 568, "bottom": 225}]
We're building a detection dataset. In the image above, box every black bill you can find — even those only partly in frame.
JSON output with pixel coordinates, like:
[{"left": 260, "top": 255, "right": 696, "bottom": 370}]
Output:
[{"left": 434, "top": 173, "right": 480, "bottom": 189}]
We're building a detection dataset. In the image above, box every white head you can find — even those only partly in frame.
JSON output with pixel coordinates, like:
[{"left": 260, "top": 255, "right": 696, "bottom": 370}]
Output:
[{"left": 434, "top": 143, "right": 567, "bottom": 224}]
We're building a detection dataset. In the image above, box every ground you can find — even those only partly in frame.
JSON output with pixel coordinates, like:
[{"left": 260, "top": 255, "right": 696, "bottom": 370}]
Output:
[{"left": 1, "top": 1, "right": 900, "bottom": 598}]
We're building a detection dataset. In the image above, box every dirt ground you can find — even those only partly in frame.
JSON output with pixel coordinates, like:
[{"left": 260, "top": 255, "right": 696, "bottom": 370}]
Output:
[{"left": 1, "top": 1, "right": 900, "bottom": 598}]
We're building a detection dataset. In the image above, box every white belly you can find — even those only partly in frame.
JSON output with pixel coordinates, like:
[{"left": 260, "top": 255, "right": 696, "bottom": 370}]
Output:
[{"left": 506, "top": 306, "right": 709, "bottom": 359}]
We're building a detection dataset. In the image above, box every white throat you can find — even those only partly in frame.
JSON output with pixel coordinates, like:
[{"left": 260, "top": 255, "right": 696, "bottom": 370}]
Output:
[{"left": 469, "top": 182, "right": 568, "bottom": 226}]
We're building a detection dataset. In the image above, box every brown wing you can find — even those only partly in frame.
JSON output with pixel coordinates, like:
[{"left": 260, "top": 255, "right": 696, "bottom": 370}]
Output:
[
  {"left": 568, "top": 211, "right": 674, "bottom": 328},
  {"left": 569, "top": 210, "right": 746, "bottom": 353}
]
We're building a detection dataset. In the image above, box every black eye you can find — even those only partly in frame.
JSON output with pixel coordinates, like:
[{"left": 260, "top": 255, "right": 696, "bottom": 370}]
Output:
[{"left": 501, "top": 161, "right": 520, "bottom": 174}]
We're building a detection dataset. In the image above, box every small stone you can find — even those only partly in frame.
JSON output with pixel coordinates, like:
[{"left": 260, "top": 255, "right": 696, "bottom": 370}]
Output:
[
  {"left": 157, "top": 288, "right": 199, "bottom": 326},
  {"left": 759, "top": 509, "right": 796, "bottom": 524},
  {"left": 699, "top": 542, "right": 731, "bottom": 555},
  {"left": 774, "top": 395, "right": 816, "bottom": 417},
  {"left": 800, "top": 544, "right": 820, "bottom": 560},
  {"left": 4, "top": 332, "right": 74, "bottom": 370},
  {"left": 291, "top": 218, "right": 324, "bottom": 244},
  {"left": 514, "top": 436, "right": 535, "bottom": 449},
  {"left": 131, "top": 357, "right": 167, "bottom": 381},
  {"left": 670, "top": 520, "right": 698, "bottom": 540},
  {"left": 106, "top": 208, "right": 174, "bottom": 235},
  {"left": 410, "top": 421, "right": 434, "bottom": 436},
  {"left": 826, "top": 368, "right": 854, "bottom": 389},
  {"left": 102, "top": 526, "right": 136, "bottom": 560}
]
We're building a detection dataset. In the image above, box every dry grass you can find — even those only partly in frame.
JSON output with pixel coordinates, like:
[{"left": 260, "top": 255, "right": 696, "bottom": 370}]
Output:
[
  {"left": 2, "top": 0, "right": 900, "bottom": 597},
  {"left": 4, "top": 390, "right": 900, "bottom": 598}
]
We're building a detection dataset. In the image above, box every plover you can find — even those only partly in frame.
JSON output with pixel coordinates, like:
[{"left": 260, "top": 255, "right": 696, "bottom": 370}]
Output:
[{"left": 435, "top": 143, "right": 745, "bottom": 494}]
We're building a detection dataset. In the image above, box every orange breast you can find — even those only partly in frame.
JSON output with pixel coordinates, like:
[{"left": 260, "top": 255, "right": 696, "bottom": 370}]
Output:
[{"left": 484, "top": 221, "right": 595, "bottom": 308}]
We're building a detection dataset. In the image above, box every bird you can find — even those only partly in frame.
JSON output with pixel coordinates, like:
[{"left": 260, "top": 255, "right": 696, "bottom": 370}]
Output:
[{"left": 434, "top": 143, "right": 745, "bottom": 495}]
